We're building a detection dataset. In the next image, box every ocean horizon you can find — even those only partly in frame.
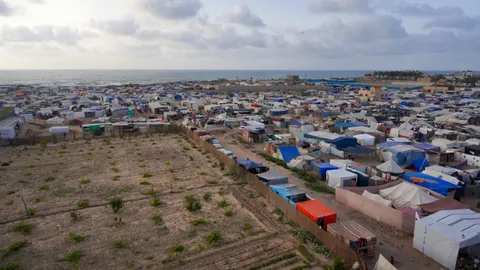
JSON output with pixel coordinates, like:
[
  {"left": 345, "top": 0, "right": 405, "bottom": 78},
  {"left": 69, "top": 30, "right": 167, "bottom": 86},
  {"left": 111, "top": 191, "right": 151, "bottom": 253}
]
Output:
[{"left": 0, "top": 69, "right": 474, "bottom": 86}]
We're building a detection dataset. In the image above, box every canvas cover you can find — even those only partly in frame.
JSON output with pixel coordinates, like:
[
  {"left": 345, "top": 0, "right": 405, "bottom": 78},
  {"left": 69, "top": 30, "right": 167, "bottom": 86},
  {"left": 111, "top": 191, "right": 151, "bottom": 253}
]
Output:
[
  {"left": 326, "top": 169, "right": 357, "bottom": 188},
  {"left": 422, "top": 169, "right": 463, "bottom": 186},
  {"left": 379, "top": 182, "right": 438, "bottom": 209},
  {"left": 376, "top": 159, "right": 404, "bottom": 174},
  {"left": 362, "top": 190, "right": 392, "bottom": 207},
  {"left": 353, "top": 133, "right": 375, "bottom": 146},
  {"left": 257, "top": 170, "right": 288, "bottom": 185},
  {"left": 413, "top": 209, "right": 480, "bottom": 270}
]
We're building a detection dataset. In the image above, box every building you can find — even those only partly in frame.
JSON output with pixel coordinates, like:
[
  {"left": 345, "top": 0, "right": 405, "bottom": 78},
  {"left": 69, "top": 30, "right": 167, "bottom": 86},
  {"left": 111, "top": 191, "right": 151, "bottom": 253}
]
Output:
[{"left": 357, "top": 86, "right": 385, "bottom": 102}]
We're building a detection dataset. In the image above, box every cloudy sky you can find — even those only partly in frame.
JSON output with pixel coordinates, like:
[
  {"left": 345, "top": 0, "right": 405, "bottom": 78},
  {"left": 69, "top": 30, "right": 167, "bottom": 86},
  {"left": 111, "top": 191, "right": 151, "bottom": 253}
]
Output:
[{"left": 0, "top": 0, "right": 479, "bottom": 70}]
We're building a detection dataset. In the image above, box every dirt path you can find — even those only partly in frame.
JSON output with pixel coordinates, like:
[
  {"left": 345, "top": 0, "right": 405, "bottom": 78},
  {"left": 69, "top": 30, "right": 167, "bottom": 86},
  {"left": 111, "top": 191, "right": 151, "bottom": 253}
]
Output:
[{"left": 219, "top": 134, "right": 441, "bottom": 270}]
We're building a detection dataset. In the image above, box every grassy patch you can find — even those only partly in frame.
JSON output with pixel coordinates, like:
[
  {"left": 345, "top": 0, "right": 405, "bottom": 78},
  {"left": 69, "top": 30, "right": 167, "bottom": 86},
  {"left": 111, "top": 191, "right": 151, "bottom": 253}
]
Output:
[
  {"left": 79, "top": 178, "right": 91, "bottom": 185},
  {"left": 38, "top": 185, "right": 49, "bottom": 191},
  {"left": 169, "top": 244, "right": 185, "bottom": 253},
  {"left": 6, "top": 190, "right": 16, "bottom": 195},
  {"left": 150, "top": 198, "right": 163, "bottom": 207},
  {"left": 141, "top": 173, "right": 152, "bottom": 178},
  {"left": 111, "top": 167, "right": 120, "bottom": 173},
  {"left": 23, "top": 172, "right": 32, "bottom": 176},
  {"left": 59, "top": 249, "right": 85, "bottom": 263},
  {"left": 54, "top": 187, "right": 75, "bottom": 197},
  {"left": 5, "top": 242, "right": 27, "bottom": 256},
  {"left": 0, "top": 262, "right": 20, "bottom": 270},
  {"left": 27, "top": 208, "right": 36, "bottom": 216},
  {"left": 76, "top": 200, "right": 89, "bottom": 209},
  {"left": 217, "top": 200, "right": 230, "bottom": 208},
  {"left": 5, "top": 200, "right": 14, "bottom": 206},
  {"left": 248, "top": 253, "right": 297, "bottom": 270},
  {"left": 242, "top": 222, "right": 252, "bottom": 232},
  {"left": 205, "top": 230, "right": 222, "bottom": 246},
  {"left": 184, "top": 195, "right": 201, "bottom": 212},
  {"left": 112, "top": 175, "right": 120, "bottom": 181},
  {"left": 152, "top": 213, "right": 164, "bottom": 226},
  {"left": 13, "top": 221, "right": 34, "bottom": 235},
  {"left": 68, "top": 233, "right": 88, "bottom": 243},
  {"left": 189, "top": 218, "right": 209, "bottom": 226},
  {"left": 305, "top": 183, "right": 335, "bottom": 194},
  {"left": 207, "top": 180, "right": 218, "bottom": 185},
  {"left": 203, "top": 192, "right": 212, "bottom": 202},
  {"left": 109, "top": 197, "right": 124, "bottom": 213},
  {"left": 198, "top": 171, "right": 208, "bottom": 176},
  {"left": 224, "top": 209, "right": 233, "bottom": 217},
  {"left": 168, "top": 167, "right": 175, "bottom": 173},
  {"left": 297, "top": 243, "right": 316, "bottom": 263},
  {"left": 139, "top": 180, "right": 152, "bottom": 185},
  {"left": 112, "top": 240, "right": 129, "bottom": 250}
]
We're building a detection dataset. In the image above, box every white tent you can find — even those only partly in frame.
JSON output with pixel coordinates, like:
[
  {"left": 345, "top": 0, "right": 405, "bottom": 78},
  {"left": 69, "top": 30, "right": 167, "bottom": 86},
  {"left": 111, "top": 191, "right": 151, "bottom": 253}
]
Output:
[
  {"left": 373, "top": 254, "right": 397, "bottom": 270},
  {"left": 376, "top": 159, "right": 404, "bottom": 175},
  {"left": 379, "top": 182, "right": 438, "bottom": 209},
  {"left": 326, "top": 169, "right": 357, "bottom": 188},
  {"left": 422, "top": 169, "right": 463, "bottom": 186},
  {"left": 353, "top": 134, "right": 375, "bottom": 146},
  {"left": 413, "top": 209, "right": 480, "bottom": 270},
  {"left": 46, "top": 116, "right": 64, "bottom": 126},
  {"left": 362, "top": 190, "right": 392, "bottom": 207},
  {"left": 287, "top": 155, "right": 315, "bottom": 169},
  {"left": 465, "top": 138, "right": 480, "bottom": 146}
]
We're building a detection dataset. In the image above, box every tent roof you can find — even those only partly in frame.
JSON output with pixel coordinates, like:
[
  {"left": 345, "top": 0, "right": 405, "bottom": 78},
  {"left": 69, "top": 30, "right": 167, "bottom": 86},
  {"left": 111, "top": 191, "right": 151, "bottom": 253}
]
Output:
[
  {"left": 379, "top": 182, "right": 438, "bottom": 209},
  {"left": 418, "top": 198, "right": 470, "bottom": 214},
  {"left": 278, "top": 146, "right": 300, "bottom": 163},
  {"left": 353, "top": 133, "right": 375, "bottom": 140},
  {"left": 416, "top": 209, "right": 480, "bottom": 247},
  {"left": 326, "top": 169, "right": 357, "bottom": 178},
  {"left": 257, "top": 170, "right": 288, "bottom": 181},
  {"left": 376, "top": 159, "right": 405, "bottom": 174},
  {"left": 403, "top": 172, "right": 459, "bottom": 196},
  {"left": 415, "top": 143, "right": 440, "bottom": 152}
]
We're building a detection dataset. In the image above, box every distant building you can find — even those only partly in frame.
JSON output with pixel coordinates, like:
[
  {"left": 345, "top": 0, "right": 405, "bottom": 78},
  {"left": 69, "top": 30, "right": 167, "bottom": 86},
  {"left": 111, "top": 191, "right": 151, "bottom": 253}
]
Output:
[
  {"left": 417, "top": 77, "right": 432, "bottom": 83},
  {"left": 286, "top": 75, "right": 300, "bottom": 85},
  {"left": 357, "top": 86, "right": 385, "bottom": 102}
]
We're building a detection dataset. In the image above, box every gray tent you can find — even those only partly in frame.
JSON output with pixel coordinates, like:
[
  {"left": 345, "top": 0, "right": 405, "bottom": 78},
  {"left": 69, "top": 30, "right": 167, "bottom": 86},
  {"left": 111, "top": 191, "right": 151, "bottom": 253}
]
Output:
[
  {"left": 376, "top": 159, "right": 404, "bottom": 175},
  {"left": 257, "top": 170, "right": 289, "bottom": 185}
]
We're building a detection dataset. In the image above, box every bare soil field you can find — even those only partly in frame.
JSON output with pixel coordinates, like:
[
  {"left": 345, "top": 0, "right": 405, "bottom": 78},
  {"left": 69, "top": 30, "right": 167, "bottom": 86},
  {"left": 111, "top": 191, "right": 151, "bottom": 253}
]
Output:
[{"left": 0, "top": 134, "right": 305, "bottom": 270}]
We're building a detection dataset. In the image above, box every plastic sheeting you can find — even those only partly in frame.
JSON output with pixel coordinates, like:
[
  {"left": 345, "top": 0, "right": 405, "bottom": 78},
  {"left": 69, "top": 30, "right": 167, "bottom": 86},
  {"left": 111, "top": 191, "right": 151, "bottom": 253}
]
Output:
[
  {"left": 374, "top": 254, "right": 397, "bottom": 270},
  {"left": 326, "top": 169, "right": 357, "bottom": 188},
  {"left": 376, "top": 159, "right": 404, "bottom": 174},
  {"left": 354, "top": 134, "right": 375, "bottom": 146},
  {"left": 379, "top": 182, "right": 438, "bottom": 209},
  {"left": 362, "top": 190, "right": 392, "bottom": 207}
]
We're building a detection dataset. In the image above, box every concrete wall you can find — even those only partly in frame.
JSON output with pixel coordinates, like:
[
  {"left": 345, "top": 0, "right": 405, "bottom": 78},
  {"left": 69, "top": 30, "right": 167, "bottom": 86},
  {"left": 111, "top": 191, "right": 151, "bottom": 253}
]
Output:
[{"left": 336, "top": 182, "right": 416, "bottom": 232}]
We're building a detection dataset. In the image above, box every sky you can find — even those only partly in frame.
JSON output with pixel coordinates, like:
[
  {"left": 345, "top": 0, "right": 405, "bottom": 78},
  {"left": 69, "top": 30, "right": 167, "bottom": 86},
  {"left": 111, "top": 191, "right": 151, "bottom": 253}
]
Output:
[{"left": 0, "top": 0, "right": 479, "bottom": 70}]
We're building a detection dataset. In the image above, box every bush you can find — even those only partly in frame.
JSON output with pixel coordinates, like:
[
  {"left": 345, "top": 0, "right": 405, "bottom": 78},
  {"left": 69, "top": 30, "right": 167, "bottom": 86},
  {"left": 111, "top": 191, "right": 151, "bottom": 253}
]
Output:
[
  {"left": 39, "top": 140, "right": 48, "bottom": 149},
  {"left": 27, "top": 208, "right": 36, "bottom": 216},
  {"left": 198, "top": 171, "right": 208, "bottom": 176},
  {"left": 207, "top": 180, "right": 218, "bottom": 185},
  {"left": 139, "top": 180, "right": 152, "bottom": 185},
  {"left": 242, "top": 222, "right": 252, "bottom": 232},
  {"left": 184, "top": 195, "right": 201, "bottom": 212},
  {"left": 332, "top": 258, "right": 345, "bottom": 270},
  {"left": 111, "top": 167, "right": 120, "bottom": 173},
  {"left": 68, "top": 233, "right": 88, "bottom": 243},
  {"left": 169, "top": 244, "right": 185, "bottom": 253},
  {"left": 44, "top": 176, "right": 55, "bottom": 182},
  {"left": 112, "top": 175, "right": 120, "bottom": 181},
  {"left": 224, "top": 209, "right": 233, "bottom": 217},
  {"left": 76, "top": 200, "right": 89, "bottom": 209},
  {"left": 142, "top": 173, "right": 152, "bottom": 178},
  {"left": 189, "top": 218, "right": 209, "bottom": 226},
  {"left": 152, "top": 213, "right": 163, "bottom": 225},
  {"left": 109, "top": 197, "right": 124, "bottom": 213},
  {"left": 203, "top": 192, "right": 212, "bottom": 202},
  {"left": 5, "top": 199, "right": 13, "bottom": 206},
  {"left": 205, "top": 230, "right": 222, "bottom": 246},
  {"left": 258, "top": 153, "right": 287, "bottom": 168},
  {"left": 79, "top": 178, "right": 91, "bottom": 185},
  {"left": 5, "top": 242, "right": 27, "bottom": 256},
  {"left": 59, "top": 249, "right": 85, "bottom": 263},
  {"left": 13, "top": 221, "right": 34, "bottom": 235},
  {"left": 0, "top": 262, "right": 20, "bottom": 270},
  {"left": 38, "top": 185, "right": 49, "bottom": 191},
  {"left": 112, "top": 240, "right": 128, "bottom": 250},
  {"left": 150, "top": 198, "right": 163, "bottom": 207},
  {"left": 297, "top": 243, "right": 316, "bottom": 263},
  {"left": 217, "top": 200, "right": 230, "bottom": 208}
]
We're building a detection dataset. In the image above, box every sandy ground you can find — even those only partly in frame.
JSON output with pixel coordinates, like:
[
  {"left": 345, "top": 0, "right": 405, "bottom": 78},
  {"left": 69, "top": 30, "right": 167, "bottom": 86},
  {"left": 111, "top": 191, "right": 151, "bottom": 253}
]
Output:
[
  {"left": 219, "top": 132, "right": 444, "bottom": 270},
  {"left": 0, "top": 134, "right": 303, "bottom": 270}
]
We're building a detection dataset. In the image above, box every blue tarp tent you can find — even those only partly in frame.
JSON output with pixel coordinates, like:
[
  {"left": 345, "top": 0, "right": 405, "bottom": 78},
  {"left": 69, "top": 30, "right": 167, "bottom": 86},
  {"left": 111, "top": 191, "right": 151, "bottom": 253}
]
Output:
[
  {"left": 403, "top": 172, "right": 460, "bottom": 196},
  {"left": 270, "top": 184, "right": 308, "bottom": 207},
  {"left": 278, "top": 146, "right": 300, "bottom": 163},
  {"left": 415, "top": 143, "right": 440, "bottom": 152},
  {"left": 342, "top": 146, "right": 376, "bottom": 155},
  {"left": 381, "top": 144, "right": 426, "bottom": 165},
  {"left": 309, "top": 162, "right": 338, "bottom": 175},
  {"left": 407, "top": 157, "right": 430, "bottom": 172},
  {"left": 174, "top": 94, "right": 183, "bottom": 100},
  {"left": 335, "top": 122, "right": 369, "bottom": 129}
]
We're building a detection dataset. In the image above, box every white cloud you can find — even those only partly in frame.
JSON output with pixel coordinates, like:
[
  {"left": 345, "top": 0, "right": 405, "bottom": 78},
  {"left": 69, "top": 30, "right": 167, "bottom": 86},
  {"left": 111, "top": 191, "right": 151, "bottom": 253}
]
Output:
[
  {"left": 225, "top": 5, "right": 265, "bottom": 27},
  {"left": 91, "top": 18, "right": 139, "bottom": 36},
  {"left": 141, "top": 0, "right": 202, "bottom": 20},
  {"left": 0, "top": 0, "right": 13, "bottom": 16},
  {"left": 308, "top": 0, "right": 373, "bottom": 14},
  {"left": 0, "top": 25, "right": 96, "bottom": 45}
]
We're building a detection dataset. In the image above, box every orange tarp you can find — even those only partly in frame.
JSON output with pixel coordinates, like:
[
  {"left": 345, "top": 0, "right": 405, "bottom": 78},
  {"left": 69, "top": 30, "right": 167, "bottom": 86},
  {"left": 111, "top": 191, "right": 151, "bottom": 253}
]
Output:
[{"left": 296, "top": 200, "right": 337, "bottom": 230}]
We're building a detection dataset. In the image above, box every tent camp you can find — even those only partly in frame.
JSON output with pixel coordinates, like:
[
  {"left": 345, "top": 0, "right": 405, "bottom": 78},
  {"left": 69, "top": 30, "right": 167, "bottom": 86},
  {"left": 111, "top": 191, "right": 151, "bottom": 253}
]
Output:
[
  {"left": 379, "top": 182, "right": 438, "bottom": 209},
  {"left": 46, "top": 116, "right": 65, "bottom": 126},
  {"left": 256, "top": 170, "right": 288, "bottom": 185},
  {"left": 403, "top": 172, "right": 460, "bottom": 196},
  {"left": 309, "top": 162, "right": 338, "bottom": 180},
  {"left": 326, "top": 169, "right": 357, "bottom": 188},
  {"left": 380, "top": 144, "right": 426, "bottom": 165},
  {"left": 413, "top": 209, "right": 480, "bottom": 270},
  {"left": 376, "top": 159, "right": 404, "bottom": 175},
  {"left": 362, "top": 190, "right": 392, "bottom": 207},
  {"left": 431, "top": 138, "right": 466, "bottom": 151},
  {"left": 277, "top": 146, "right": 300, "bottom": 163},
  {"left": 353, "top": 134, "right": 375, "bottom": 146}
]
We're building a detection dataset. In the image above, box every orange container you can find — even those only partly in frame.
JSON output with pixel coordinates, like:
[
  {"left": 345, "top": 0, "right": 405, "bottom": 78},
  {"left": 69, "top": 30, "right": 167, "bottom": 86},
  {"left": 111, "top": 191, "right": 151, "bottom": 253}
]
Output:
[{"left": 297, "top": 200, "right": 337, "bottom": 230}]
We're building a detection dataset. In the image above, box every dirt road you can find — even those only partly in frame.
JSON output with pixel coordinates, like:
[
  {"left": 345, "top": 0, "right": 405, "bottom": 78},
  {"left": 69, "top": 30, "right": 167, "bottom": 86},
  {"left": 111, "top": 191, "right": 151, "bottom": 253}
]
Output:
[{"left": 219, "top": 134, "right": 441, "bottom": 270}]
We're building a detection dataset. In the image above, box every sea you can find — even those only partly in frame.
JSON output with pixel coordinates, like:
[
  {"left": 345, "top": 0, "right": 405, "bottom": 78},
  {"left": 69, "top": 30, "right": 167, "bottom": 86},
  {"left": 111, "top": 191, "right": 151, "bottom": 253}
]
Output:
[{"left": 0, "top": 69, "right": 466, "bottom": 86}]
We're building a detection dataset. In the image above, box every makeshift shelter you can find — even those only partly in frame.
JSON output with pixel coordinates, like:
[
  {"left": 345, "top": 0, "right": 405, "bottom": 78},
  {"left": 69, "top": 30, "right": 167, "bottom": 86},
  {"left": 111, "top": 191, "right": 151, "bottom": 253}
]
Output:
[
  {"left": 362, "top": 190, "right": 392, "bottom": 207},
  {"left": 465, "top": 145, "right": 480, "bottom": 156},
  {"left": 432, "top": 138, "right": 465, "bottom": 151},
  {"left": 330, "top": 159, "right": 367, "bottom": 173},
  {"left": 415, "top": 143, "right": 440, "bottom": 152},
  {"left": 381, "top": 144, "right": 426, "bottom": 165},
  {"left": 309, "top": 162, "right": 338, "bottom": 180},
  {"left": 379, "top": 182, "right": 438, "bottom": 209},
  {"left": 328, "top": 220, "right": 377, "bottom": 257},
  {"left": 353, "top": 134, "right": 375, "bottom": 146},
  {"left": 46, "top": 116, "right": 64, "bottom": 126},
  {"left": 277, "top": 146, "right": 300, "bottom": 163},
  {"left": 236, "top": 159, "right": 268, "bottom": 174},
  {"left": 256, "top": 170, "right": 288, "bottom": 185},
  {"left": 403, "top": 172, "right": 460, "bottom": 196},
  {"left": 422, "top": 169, "right": 463, "bottom": 186},
  {"left": 326, "top": 169, "right": 358, "bottom": 188},
  {"left": 413, "top": 209, "right": 480, "bottom": 270},
  {"left": 296, "top": 200, "right": 337, "bottom": 230},
  {"left": 346, "top": 167, "right": 369, "bottom": 187},
  {"left": 304, "top": 131, "right": 357, "bottom": 149},
  {"left": 287, "top": 155, "right": 315, "bottom": 170},
  {"left": 270, "top": 184, "right": 309, "bottom": 207},
  {"left": 374, "top": 254, "right": 397, "bottom": 270},
  {"left": 406, "top": 157, "right": 430, "bottom": 172},
  {"left": 376, "top": 159, "right": 404, "bottom": 175},
  {"left": 418, "top": 198, "right": 470, "bottom": 215}
]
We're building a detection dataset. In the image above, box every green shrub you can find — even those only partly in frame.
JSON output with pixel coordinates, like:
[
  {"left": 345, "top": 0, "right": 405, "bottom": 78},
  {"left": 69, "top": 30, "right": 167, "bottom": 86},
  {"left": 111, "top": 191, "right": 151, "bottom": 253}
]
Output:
[
  {"left": 5, "top": 200, "right": 13, "bottom": 206},
  {"left": 332, "top": 258, "right": 345, "bottom": 270},
  {"left": 203, "top": 192, "right": 212, "bottom": 202},
  {"left": 168, "top": 167, "right": 174, "bottom": 173},
  {"left": 76, "top": 200, "right": 89, "bottom": 209},
  {"left": 198, "top": 171, "right": 208, "bottom": 176},
  {"left": 169, "top": 244, "right": 185, "bottom": 253},
  {"left": 5, "top": 242, "right": 27, "bottom": 256},
  {"left": 224, "top": 209, "right": 233, "bottom": 217},
  {"left": 207, "top": 180, "right": 218, "bottom": 185},
  {"left": 297, "top": 243, "right": 316, "bottom": 263},
  {"left": 13, "top": 221, "right": 34, "bottom": 235},
  {"left": 68, "top": 233, "right": 88, "bottom": 243},
  {"left": 111, "top": 167, "right": 120, "bottom": 173},
  {"left": 109, "top": 197, "right": 124, "bottom": 213},
  {"left": 152, "top": 214, "right": 163, "bottom": 225},
  {"left": 27, "top": 208, "right": 36, "bottom": 216},
  {"left": 38, "top": 185, "right": 49, "bottom": 191},
  {"left": 150, "top": 198, "right": 163, "bottom": 207},
  {"left": 112, "top": 240, "right": 128, "bottom": 250},
  {"left": 189, "top": 218, "right": 209, "bottom": 226},
  {"left": 112, "top": 175, "right": 120, "bottom": 181},
  {"left": 142, "top": 173, "right": 152, "bottom": 178},
  {"left": 59, "top": 249, "right": 85, "bottom": 263},
  {"left": 205, "top": 230, "right": 222, "bottom": 246},
  {"left": 0, "top": 262, "right": 20, "bottom": 270},
  {"left": 184, "top": 195, "right": 201, "bottom": 212},
  {"left": 139, "top": 180, "right": 152, "bottom": 185},
  {"left": 242, "top": 222, "right": 252, "bottom": 232},
  {"left": 217, "top": 200, "right": 230, "bottom": 208},
  {"left": 79, "top": 178, "right": 91, "bottom": 185}
]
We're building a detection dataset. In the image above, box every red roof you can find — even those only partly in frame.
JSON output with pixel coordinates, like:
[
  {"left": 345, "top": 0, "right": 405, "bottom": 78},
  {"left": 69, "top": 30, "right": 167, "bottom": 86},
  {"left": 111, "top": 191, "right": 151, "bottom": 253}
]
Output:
[{"left": 297, "top": 200, "right": 336, "bottom": 229}]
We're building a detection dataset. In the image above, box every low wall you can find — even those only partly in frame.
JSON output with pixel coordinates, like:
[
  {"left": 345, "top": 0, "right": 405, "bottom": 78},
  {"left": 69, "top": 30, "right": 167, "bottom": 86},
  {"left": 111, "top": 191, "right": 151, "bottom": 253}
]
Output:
[
  {"left": 336, "top": 183, "right": 415, "bottom": 232},
  {"left": 182, "top": 127, "right": 367, "bottom": 269}
]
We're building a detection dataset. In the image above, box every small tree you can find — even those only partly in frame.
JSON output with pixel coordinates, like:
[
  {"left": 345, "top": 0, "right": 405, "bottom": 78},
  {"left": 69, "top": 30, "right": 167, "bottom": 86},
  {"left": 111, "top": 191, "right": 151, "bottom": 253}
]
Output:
[{"left": 109, "top": 197, "right": 124, "bottom": 213}]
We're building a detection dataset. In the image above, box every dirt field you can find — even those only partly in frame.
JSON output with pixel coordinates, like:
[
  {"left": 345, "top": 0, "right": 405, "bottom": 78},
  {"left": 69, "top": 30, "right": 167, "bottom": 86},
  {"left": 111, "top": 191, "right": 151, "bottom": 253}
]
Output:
[
  {"left": 0, "top": 134, "right": 306, "bottom": 270},
  {"left": 219, "top": 132, "right": 444, "bottom": 270}
]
